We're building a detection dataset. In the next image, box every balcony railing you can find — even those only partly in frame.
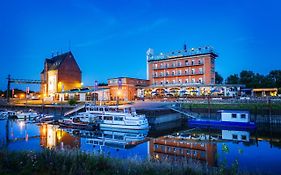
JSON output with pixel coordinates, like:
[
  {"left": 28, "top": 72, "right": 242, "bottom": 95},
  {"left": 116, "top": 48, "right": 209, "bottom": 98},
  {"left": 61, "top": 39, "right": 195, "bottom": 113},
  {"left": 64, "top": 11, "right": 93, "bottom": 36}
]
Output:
[
  {"left": 152, "top": 62, "right": 203, "bottom": 70},
  {"left": 152, "top": 71, "right": 204, "bottom": 78}
]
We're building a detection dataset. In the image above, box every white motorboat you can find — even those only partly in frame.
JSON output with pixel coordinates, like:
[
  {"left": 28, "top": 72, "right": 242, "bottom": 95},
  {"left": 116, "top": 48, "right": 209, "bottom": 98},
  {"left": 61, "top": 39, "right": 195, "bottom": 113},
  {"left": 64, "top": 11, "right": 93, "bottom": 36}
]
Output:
[
  {"left": 0, "top": 110, "right": 17, "bottom": 119},
  {"left": 83, "top": 103, "right": 149, "bottom": 130},
  {"left": 16, "top": 109, "right": 38, "bottom": 120}
]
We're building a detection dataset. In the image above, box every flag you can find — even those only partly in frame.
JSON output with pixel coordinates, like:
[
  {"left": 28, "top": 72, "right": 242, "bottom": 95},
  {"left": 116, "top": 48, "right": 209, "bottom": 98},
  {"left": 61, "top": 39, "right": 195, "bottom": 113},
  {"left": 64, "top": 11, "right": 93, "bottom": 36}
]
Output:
[
  {"left": 94, "top": 80, "right": 98, "bottom": 91},
  {"left": 118, "top": 78, "right": 122, "bottom": 90}
]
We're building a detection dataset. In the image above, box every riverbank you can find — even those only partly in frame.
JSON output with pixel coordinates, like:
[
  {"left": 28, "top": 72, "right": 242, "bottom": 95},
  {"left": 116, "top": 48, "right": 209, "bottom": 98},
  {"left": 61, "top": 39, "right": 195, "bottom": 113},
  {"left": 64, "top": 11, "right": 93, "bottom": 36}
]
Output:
[
  {"left": 181, "top": 103, "right": 281, "bottom": 114},
  {"left": 0, "top": 149, "right": 248, "bottom": 175}
]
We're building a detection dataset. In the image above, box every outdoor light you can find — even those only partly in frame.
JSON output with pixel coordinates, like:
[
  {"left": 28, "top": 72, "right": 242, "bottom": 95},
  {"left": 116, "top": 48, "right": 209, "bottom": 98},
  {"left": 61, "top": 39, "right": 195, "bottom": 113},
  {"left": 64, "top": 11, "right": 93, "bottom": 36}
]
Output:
[{"left": 117, "top": 90, "right": 121, "bottom": 96}]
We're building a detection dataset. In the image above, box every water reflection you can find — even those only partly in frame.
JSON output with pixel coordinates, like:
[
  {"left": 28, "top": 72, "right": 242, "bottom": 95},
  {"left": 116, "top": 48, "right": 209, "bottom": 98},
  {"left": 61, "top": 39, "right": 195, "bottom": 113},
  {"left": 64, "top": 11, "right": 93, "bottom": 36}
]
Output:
[
  {"left": 1, "top": 119, "right": 281, "bottom": 174},
  {"left": 149, "top": 134, "right": 217, "bottom": 166},
  {"left": 39, "top": 124, "right": 80, "bottom": 149}
]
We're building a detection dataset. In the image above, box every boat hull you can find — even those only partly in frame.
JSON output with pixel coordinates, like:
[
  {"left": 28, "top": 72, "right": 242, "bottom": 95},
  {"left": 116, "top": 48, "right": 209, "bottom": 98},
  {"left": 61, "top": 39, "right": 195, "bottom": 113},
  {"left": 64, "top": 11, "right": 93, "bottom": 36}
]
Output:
[
  {"left": 100, "top": 123, "right": 149, "bottom": 130},
  {"left": 188, "top": 119, "right": 256, "bottom": 129}
]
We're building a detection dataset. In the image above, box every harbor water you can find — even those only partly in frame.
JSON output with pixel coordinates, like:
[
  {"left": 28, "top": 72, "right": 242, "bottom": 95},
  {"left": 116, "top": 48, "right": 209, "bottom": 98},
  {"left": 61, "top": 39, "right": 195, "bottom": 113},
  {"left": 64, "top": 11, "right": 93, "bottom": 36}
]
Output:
[{"left": 1, "top": 114, "right": 281, "bottom": 174}]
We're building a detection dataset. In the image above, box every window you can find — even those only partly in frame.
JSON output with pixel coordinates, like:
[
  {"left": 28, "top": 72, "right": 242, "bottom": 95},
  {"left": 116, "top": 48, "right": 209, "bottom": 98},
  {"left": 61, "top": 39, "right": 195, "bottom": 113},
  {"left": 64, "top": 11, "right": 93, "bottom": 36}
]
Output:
[
  {"left": 114, "top": 116, "right": 123, "bottom": 121},
  {"left": 178, "top": 61, "right": 181, "bottom": 67},
  {"left": 232, "top": 114, "right": 237, "bottom": 118},
  {"left": 172, "top": 71, "right": 175, "bottom": 76},
  {"left": 160, "top": 63, "right": 163, "bottom": 68},
  {"left": 198, "top": 59, "right": 202, "bottom": 64},
  {"left": 166, "top": 63, "right": 169, "bottom": 68},
  {"left": 172, "top": 80, "right": 176, "bottom": 84},
  {"left": 192, "top": 60, "right": 194, "bottom": 65},
  {"left": 191, "top": 69, "right": 195, "bottom": 74},
  {"left": 232, "top": 134, "right": 238, "bottom": 140},
  {"left": 160, "top": 81, "right": 163, "bottom": 85},
  {"left": 185, "top": 69, "right": 188, "bottom": 75},
  {"left": 185, "top": 60, "right": 189, "bottom": 66},
  {"left": 199, "top": 68, "right": 203, "bottom": 74},
  {"left": 192, "top": 78, "right": 195, "bottom": 83},
  {"left": 241, "top": 114, "right": 246, "bottom": 119},
  {"left": 154, "top": 64, "right": 158, "bottom": 68},
  {"left": 114, "top": 135, "right": 124, "bottom": 140},
  {"left": 166, "top": 71, "right": 169, "bottom": 76},
  {"left": 198, "top": 78, "right": 203, "bottom": 83},
  {"left": 167, "top": 147, "right": 170, "bottom": 151},
  {"left": 241, "top": 135, "right": 247, "bottom": 140},
  {"left": 166, "top": 81, "right": 169, "bottom": 84},
  {"left": 179, "top": 79, "right": 182, "bottom": 84},
  {"left": 154, "top": 144, "right": 159, "bottom": 150},
  {"left": 185, "top": 79, "right": 189, "bottom": 83},
  {"left": 178, "top": 70, "right": 181, "bottom": 75},
  {"left": 104, "top": 116, "right": 113, "bottom": 120}
]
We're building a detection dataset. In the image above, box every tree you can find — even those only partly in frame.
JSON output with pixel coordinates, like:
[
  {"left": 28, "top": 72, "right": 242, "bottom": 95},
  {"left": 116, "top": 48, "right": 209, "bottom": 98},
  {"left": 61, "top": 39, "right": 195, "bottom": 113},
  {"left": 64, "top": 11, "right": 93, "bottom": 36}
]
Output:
[
  {"left": 239, "top": 70, "right": 255, "bottom": 87},
  {"left": 226, "top": 74, "right": 240, "bottom": 84},
  {"left": 268, "top": 70, "right": 281, "bottom": 88},
  {"left": 215, "top": 72, "right": 223, "bottom": 84}
]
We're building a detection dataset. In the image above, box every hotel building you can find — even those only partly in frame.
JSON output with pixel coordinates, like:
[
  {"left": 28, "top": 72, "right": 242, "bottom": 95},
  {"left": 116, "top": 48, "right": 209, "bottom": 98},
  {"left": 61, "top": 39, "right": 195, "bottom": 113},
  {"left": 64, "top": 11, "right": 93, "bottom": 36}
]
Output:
[
  {"left": 142, "top": 46, "right": 243, "bottom": 97},
  {"left": 147, "top": 46, "right": 217, "bottom": 86}
]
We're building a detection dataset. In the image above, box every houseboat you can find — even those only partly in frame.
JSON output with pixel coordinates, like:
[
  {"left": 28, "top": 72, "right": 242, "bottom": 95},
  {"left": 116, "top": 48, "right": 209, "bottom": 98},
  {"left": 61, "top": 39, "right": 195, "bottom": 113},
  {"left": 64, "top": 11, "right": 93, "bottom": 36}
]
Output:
[{"left": 188, "top": 110, "right": 256, "bottom": 129}]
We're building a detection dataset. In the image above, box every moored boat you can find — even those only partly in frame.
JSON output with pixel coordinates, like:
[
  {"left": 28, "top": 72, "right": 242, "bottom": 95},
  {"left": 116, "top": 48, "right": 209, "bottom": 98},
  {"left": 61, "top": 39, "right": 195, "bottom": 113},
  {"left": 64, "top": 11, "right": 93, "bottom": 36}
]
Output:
[
  {"left": 188, "top": 110, "right": 256, "bottom": 129},
  {"left": 84, "top": 103, "right": 149, "bottom": 130},
  {"left": 16, "top": 109, "right": 38, "bottom": 120}
]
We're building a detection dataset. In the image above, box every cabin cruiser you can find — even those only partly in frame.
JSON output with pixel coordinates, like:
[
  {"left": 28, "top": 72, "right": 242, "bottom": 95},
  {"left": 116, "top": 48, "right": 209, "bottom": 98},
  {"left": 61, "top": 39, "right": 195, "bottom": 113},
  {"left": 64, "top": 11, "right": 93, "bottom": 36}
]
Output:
[
  {"left": 83, "top": 103, "right": 149, "bottom": 130},
  {"left": 16, "top": 109, "right": 38, "bottom": 120}
]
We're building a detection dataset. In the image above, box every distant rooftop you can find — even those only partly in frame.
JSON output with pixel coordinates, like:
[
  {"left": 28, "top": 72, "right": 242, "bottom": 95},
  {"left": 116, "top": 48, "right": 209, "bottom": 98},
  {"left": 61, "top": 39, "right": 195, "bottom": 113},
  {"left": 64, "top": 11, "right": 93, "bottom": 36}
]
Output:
[{"left": 147, "top": 46, "right": 217, "bottom": 61}]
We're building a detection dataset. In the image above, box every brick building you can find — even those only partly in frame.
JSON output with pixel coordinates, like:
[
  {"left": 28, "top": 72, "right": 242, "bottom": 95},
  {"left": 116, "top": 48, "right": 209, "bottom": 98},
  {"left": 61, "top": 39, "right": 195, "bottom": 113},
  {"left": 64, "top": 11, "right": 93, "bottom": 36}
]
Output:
[
  {"left": 149, "top": 135, "right": 217, "bottom": 166},
  {"left": 147, "top": 45, "right": 217, "bottom": 86},
  {"left": 40, "top": 51, "right": 82, "bottom": 97},
  {"left": 108, "top": 77, "right": 149, "bottom": 101}
]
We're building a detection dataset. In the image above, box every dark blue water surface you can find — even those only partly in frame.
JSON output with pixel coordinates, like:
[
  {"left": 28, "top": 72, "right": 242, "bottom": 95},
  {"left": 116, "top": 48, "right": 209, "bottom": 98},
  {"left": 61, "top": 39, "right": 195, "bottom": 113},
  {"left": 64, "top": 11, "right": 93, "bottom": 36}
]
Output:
[{"left": 1, "top": 119, "right": 281, "bottom": 174}]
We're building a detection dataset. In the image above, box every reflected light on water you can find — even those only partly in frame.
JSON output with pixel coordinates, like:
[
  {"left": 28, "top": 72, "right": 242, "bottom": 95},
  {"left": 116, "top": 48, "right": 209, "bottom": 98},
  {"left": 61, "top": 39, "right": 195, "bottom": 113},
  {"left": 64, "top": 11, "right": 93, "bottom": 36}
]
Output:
[{"left": 18, "top": 121, "right": 25, "bottom": 130}]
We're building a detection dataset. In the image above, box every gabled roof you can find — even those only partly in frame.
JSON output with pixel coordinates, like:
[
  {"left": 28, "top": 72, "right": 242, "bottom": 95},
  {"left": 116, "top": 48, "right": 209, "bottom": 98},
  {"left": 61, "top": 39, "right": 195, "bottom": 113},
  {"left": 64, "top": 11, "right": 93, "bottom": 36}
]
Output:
[{"left": 46, "top": 51, "right": 73, "bottom": 70}]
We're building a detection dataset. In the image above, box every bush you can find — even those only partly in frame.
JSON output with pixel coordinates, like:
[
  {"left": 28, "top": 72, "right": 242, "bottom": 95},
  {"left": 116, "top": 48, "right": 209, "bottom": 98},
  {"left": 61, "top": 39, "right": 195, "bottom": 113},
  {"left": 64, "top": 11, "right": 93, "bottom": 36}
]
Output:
[{"left": 68, "top": 99, "right": 77, "bottom": 106}]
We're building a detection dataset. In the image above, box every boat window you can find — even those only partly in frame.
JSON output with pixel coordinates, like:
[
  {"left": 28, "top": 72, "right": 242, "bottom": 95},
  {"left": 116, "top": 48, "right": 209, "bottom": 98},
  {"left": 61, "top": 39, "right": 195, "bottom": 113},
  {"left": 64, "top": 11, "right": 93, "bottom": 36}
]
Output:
[
  {"left": 114, "top": 116, "right": 123, "bottom": 121},
  {"left": 104, "top": 116, "right": 113, "bottom": 120},
  {"left": 114, "top": 135, "right": 124, "bottom": 140},
  {"left": 231, "top": 114, "right": 237, "bottom": 118},
  {"left": 232, "top": 134, "right": 238, "bottom": 140},
  {"left": 241, "top": 114, "right": 246, "bottom": 119},
  {"left": 104, "top": 134, "right": 113, "bottom": 138},
  {"left": 99, "top": 108, "right": 103, "bottom": 111},
  {"left": 105, "top": 108, "right": 109, "bottom": 111},
  {"left": 241, "top": 135, "right": 247, "bottom": 140}
]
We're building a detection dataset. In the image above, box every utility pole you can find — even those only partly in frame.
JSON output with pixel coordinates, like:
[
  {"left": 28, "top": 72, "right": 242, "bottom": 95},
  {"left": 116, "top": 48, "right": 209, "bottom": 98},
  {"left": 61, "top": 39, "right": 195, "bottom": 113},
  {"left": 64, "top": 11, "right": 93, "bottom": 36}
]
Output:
[{"left": 6, "top": 75, "right": 11, "bottom": 103}]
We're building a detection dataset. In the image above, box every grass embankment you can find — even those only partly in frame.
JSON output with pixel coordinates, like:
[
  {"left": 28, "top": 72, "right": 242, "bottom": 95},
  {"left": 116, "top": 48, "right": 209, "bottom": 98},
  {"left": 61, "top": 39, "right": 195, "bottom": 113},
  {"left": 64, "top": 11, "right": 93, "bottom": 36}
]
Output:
[
  {"left": 0, "top": 149, "right": 200, "bottom": 175},
  {"left": 0, "top": 149, "right": 248, "bottom": 175},
  {"left": 182, "top": 103, "right": 281, "bottom": 111}
]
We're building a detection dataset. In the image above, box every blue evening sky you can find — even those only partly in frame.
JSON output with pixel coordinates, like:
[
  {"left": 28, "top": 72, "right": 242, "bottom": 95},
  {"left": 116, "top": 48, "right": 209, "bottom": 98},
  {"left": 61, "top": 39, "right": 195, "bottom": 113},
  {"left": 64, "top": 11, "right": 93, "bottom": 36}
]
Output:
[{"left": 0, "top": 0, "right": 281, "bottom": 91}]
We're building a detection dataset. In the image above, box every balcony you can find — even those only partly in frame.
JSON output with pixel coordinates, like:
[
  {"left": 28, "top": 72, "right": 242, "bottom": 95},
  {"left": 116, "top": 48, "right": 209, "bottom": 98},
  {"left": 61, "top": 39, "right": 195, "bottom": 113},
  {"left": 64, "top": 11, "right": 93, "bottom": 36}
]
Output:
[
  {"left": 152, "top": 62, "right": 204, "bottom": 70},
  {"left": 152, "top": 71, "right": 204, "bottom": 78}
]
